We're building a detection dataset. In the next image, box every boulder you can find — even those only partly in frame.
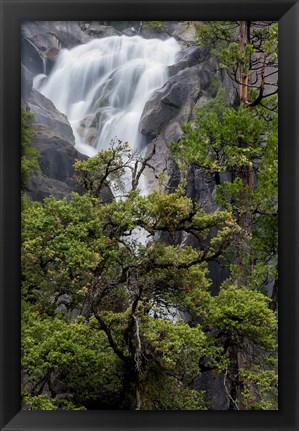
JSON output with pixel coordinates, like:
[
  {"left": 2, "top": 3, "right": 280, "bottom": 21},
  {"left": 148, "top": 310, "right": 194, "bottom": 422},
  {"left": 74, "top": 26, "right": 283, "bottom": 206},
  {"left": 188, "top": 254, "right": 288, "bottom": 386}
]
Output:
[
  {"left": 139, "top": 63, "right": 213, "bottom": 138},
  {"left": 173, "top": 21, "right": 198, "bottom": 44},
  {"left": 168, "top": 46, "right": 207, "bottom": 77},
  {"left": 139, "top": 92, "right": 177, "bottom": 138},
  {"left": 28, "top": 89, "right": 75, "bottom": 144},
  {"left": 27, "top": 174, "right": 77, "bottom": 201},
  {"left": 85, "top": 24, "right": 122, "bottom": 38},
  {"left": 27, "top": 123, "right": 114, "bottom": 203},
  {"left": 193, "top": 95, "right": 209, "bottom": 113},
  {"left": 33, "top": 132, "right": 80, "bottom": 185},
  {"left": 25, "top": 122, "right": 86, "bottom": 201},
  {"left": 21, "top": 21, "right": 91, "bottom": 76},
  {"left": 22, "top": 21, "right": 90, "bottom": 51}
]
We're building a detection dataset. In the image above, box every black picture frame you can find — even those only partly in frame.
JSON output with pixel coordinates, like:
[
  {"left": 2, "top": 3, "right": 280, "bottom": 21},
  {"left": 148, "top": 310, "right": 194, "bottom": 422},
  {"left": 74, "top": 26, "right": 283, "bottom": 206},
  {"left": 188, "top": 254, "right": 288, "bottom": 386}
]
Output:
[{"left": 0, "top": 0, "right": 298, "bottom": 430}]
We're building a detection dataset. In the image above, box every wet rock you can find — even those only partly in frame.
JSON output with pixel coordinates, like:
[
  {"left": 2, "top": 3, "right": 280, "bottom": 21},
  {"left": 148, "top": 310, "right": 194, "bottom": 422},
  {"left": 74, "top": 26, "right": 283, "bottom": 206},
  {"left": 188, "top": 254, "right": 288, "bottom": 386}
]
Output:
[
  {"left": 21, "top": 65, "right": 33, "bottom": 101},
  {"left": 21, "top": 37, "right": 44, "bottom": 76},
  {"left": 28, "top": 89, "right": 75, "bottom": 144},
  {"left": 139, "top": 62, "right": 213, "bottom": 138}
]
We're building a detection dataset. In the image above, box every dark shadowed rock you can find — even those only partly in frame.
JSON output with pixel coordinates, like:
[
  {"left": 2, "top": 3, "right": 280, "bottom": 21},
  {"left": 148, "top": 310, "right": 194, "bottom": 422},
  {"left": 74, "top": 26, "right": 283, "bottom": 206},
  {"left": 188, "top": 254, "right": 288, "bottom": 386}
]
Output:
[
  {"left": 139, "top": 62, "right": 213, "bottom": 138},
  {"left": 186, "top": 165, "right": 216, "bottom": 208},
  {"left": 33, "top": 130, "right": 80, "bottom": 185},
  {"left": 21, "top": 37, "right": 44, "bottom": 76},
  {"left": 195, "top": 371, "right": 230, "bottom": 410},
  {"left": 122, "top": 28, "right": 137, "bottom": 37},
  {"left": 27, "top": 124, "right": 114, "bottom": 203},
  {"left": 21, "top": 21, "right": 91, "bottom": 76},
  {"left": 223, "top": 70, "right": 240, "bottom": 107},
  {"left": 22, "top": 21, "right": 90, "bottom": 51},
  {"left": 27, "top": 174, "right": 78, "bottom": 201},
  {"left": 29, "top": 89, "right": 75, "bottom": 144},
  {"left": 168, "top": 46, "right": 207, "bottom": 77},
  {"left": 141, "top": 30, "right": 170, "bottom": 41},
  {"left": 208, "top": 260, "right": 230, "bottom": 296},
  {"left": 21, "top": 65, "right": 33, "bottom": 101}
]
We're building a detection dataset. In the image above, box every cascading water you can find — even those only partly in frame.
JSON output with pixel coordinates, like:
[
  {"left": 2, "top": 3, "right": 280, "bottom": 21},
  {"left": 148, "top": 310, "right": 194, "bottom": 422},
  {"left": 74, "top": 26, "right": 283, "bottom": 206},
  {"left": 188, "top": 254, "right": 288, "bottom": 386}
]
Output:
[
  {"left": 35, "top": 36, "right": 180, "bottom": 158},
  {"left": 33, "top": 34, "right": 182, "bottom": 318}
]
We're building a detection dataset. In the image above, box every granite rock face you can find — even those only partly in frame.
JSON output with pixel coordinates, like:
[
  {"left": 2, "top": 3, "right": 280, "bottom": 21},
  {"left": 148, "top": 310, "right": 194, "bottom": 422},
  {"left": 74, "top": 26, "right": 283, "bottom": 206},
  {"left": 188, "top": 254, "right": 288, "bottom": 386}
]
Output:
[
  {"left": 29, "top": 90, "right": 75, "bottom": 144},
  {"left": 139, "top": 61, "right": 215, "bottom": 139},
  {"left": 25, "top": 123, "right": 85, "bottom": 201},
  {"left": 22, "top": 21, "right": 91, "bottom": 75}
]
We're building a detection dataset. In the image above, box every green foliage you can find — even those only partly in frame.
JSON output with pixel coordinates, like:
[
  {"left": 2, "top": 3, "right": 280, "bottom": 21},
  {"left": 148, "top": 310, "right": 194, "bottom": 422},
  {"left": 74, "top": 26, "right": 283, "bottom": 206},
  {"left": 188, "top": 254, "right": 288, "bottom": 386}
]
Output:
[
  {"left": 22, "top": 391, "right": 86, "bottom": 410},
  {"left": 238, "top": 367, "right": 278, "bottom": 410},
  {"left": 21, "top": 141, "right": 248, "bottom": 409},
  {"left": 170, "top": 93, "right": 278, "bottom": 289},
  {"left": 21, "top": 28, "right": 278, "bottom": 408},
  {"left": 22, "top": 392, "right": 59, "bottom": 410},
  {"left": 196, "top": 21, "right": 278, "bottom": 106},
  {"left": 209, "top": 285, "right": 277, "bottom": 351},
  {"left": 140, "top": 374, "right": 207, "bottom": 410},
  {"left": 169, "top": 21, "right": 278, "bottom": 409},
  {"left": 195, "top": 21, "right": 236, "bottom": 52},
  {"left": 141, "top": 316, "right": 207, "bottom": 378},
  {"left": 171, "top": 104, "right": 265, "bottom": 179},
  {"left": 143, "top": 21, "right": 166, "bottom": 33},
  {"left": 219, "top": 42, "right": 254, "bottom": 74},
  {"left": 21, "top": 111, "right": 40, "bottom": 187},
  {"left": 22, "top": 303, "right": 122, "bottom": 409},
  {"left": 74, "top": 139, "right": 132, "bottom": 197}
]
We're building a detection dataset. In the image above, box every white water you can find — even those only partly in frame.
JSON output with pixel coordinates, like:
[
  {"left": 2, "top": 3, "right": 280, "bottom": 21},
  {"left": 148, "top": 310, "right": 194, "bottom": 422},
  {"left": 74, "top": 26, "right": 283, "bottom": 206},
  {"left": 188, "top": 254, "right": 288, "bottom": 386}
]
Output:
[
  {"left": 35, "top": 35, "right": 180, "bottom": 157},
  {"left": 33, "top": 34, "right": 183, "bottom": 319}
]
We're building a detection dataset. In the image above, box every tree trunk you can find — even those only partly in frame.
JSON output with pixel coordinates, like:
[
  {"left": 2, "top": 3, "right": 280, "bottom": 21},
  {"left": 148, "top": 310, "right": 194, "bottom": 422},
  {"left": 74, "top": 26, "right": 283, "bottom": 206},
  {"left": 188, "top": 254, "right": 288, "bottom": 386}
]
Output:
[
  {"left": 119, "top": 362, "right": 139, "bottom": 409},
  {"left": 239, "top": 21, "right": 249, "bottom": 106},
  {"left": 236, "top": 21, "right": 254, "bottom": 288}
]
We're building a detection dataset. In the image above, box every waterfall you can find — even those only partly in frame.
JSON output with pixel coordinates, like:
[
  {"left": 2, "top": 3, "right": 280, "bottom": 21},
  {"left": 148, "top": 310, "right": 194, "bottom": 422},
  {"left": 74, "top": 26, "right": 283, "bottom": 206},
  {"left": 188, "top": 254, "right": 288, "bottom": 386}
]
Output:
[
  {"left": 33, "top": 34, "right": 182, "bottom": 313},
  {"left": 36, "top": 35, "right": 180, "bottom": 157}
]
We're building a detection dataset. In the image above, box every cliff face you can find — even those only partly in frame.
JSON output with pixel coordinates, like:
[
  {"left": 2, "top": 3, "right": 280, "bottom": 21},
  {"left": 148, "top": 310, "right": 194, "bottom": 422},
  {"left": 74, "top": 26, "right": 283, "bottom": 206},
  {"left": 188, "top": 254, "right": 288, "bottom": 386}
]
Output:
[
  {"left": 21, "top": 21, "right": 227, "bottom": 201},
  {"left": 21, "top": 22, "right": 87, "bottom": 200}
]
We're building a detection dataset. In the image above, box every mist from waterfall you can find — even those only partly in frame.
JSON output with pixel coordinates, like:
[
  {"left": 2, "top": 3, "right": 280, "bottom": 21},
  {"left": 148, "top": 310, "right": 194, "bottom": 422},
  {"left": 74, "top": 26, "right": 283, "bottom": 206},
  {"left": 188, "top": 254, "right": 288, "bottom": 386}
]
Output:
[{"left": 35, "top": 35, "right": 180, "bottom": 157}]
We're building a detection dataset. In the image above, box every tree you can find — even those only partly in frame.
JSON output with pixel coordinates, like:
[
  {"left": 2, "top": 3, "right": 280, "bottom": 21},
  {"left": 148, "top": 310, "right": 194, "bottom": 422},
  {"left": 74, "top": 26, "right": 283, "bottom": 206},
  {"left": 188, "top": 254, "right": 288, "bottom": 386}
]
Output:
[
  {"left": 21, "top": 141, "right": 277, "bottom": 410},
  {"left": 196, "top": 21, "right": 278, "bottom": 109},
  {"left": 21, "top": 111, "right": 40, "bottom": 188},
  {"left": 169, "top": 21, "right": 278, "bottom": 409}
]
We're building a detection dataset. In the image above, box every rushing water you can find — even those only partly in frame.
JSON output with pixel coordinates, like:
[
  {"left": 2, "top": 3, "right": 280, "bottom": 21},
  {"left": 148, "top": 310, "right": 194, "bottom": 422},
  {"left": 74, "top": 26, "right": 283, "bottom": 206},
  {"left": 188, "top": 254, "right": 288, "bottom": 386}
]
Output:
[
  {"left": 35, "top": 35, "right": 180, "bottom": 157},
  {"left": 33, "top": 34, "right": 182, "bottom": 317}
]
